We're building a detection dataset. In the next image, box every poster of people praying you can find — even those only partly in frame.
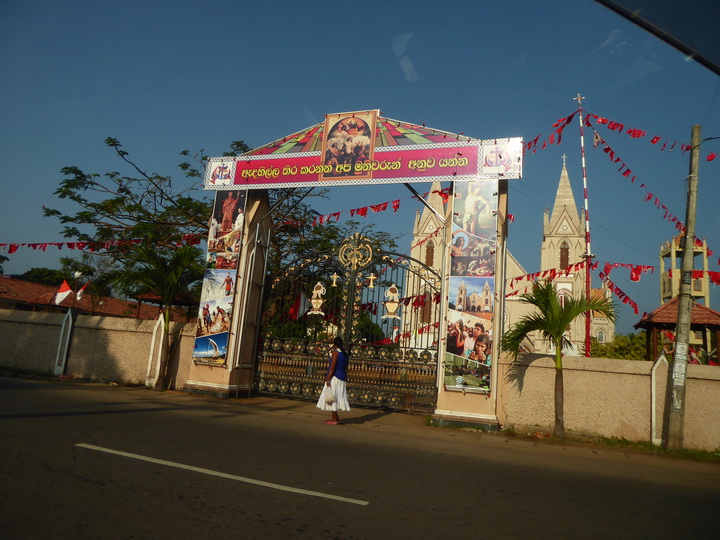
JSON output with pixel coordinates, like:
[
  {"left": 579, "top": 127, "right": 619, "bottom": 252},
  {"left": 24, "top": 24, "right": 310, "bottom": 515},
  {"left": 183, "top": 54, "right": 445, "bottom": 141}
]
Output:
[{"left": 444, "top": 180, "right": 497, "bottom": 393}]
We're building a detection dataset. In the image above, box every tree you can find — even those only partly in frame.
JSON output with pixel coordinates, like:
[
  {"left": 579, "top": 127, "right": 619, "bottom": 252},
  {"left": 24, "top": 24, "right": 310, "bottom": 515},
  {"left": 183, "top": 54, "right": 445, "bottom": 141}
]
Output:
[
  {"left": 43, "top": 137, "right": 397, "bottom": 376},
  {"left": 56, "top": 253, "right": 119, "bottom": 313},
  {"left": 500, "top": 280, "right": 617, "bottom": 438},
  {"left": 42, "top": 138, "right": 250, "bottom": 262},
  {"left": 258, "top": 185, "right": 399, "bottom": 337},
  {"left": 264, "top": 187, "right": 398, "bottom": 275},
  {"left": 591, "top": 332, "right": 647, "bottom": 361},
  {"left": 20, "top": 267, "right": 68, "bottom": 287},
  {"left": 110, "top": 245, "right": 204, "bottom": 389},
  {"left": 0, "top": 254, "right": 7, "bottom": 275}
]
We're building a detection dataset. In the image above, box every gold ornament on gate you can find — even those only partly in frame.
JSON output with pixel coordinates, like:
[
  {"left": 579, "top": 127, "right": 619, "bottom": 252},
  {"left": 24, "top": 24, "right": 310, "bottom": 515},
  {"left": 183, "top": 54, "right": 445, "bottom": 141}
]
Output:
[
  {"left": 338, "top": 233, "right": 373, "bottom": 270},
  {"left": 382, "top": 283, "right": 401, "bottom": 320},
  {"left": 308, "top": 282, "right": 326, "bottom": 315}
]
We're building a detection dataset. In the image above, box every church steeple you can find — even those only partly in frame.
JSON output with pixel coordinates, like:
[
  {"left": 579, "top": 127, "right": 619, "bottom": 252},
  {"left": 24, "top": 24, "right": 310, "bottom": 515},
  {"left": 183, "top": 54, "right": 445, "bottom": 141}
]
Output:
[
  {"left": 549, "top": 156, "right": 580, "bottom": 227},
  {"left": 541, "top": 158, "right": 584, "bottom": 272}
]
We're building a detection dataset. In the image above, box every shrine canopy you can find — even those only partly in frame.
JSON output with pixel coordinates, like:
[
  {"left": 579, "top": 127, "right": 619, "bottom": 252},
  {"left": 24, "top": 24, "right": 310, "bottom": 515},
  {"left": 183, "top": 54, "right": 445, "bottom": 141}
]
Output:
[
  {"left": 634, "top": 297, "right": 720, "bottom": 363},
  {"left": 204, "top": 109, "right": 523, "bottom": 191}
]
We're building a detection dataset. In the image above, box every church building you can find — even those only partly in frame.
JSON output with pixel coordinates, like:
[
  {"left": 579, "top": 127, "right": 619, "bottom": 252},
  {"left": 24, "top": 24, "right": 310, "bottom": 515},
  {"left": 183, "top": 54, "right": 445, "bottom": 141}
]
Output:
[
  {"left": 408, "top": 159, "right": 615, "bottom": 357},
  {"left": 534, "top": 158, "right": 615, "bottom": 353}
]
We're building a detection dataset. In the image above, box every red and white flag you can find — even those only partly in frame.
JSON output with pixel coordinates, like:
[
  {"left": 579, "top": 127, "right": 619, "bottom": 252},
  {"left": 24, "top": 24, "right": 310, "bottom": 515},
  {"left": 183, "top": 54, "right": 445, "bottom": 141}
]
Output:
[
  {"left": 289, "top": 292, "right": 310, "bottom": 320},
  {"left": 76, "top": 282, "right": 89, "bottom": 301},
  {"left": 55, "top": 280, "right": 73, "bottom": 305}
]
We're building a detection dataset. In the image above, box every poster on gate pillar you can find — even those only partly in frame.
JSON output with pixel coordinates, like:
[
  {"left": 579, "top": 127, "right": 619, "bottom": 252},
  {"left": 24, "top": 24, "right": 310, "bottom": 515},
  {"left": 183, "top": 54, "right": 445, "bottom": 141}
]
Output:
[
  {"left": 193, "top": 190, "right": 247, "bottom": 365},
  {"left": 444, "top": 180, "right": 497, "bottom": 394}
]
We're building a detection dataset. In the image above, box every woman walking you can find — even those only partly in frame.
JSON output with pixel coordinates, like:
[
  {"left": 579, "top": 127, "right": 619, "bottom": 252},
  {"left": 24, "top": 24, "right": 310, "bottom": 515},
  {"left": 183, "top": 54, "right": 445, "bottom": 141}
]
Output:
[{"left": 317, "top": 336, "right": 351, "bottom": 425}]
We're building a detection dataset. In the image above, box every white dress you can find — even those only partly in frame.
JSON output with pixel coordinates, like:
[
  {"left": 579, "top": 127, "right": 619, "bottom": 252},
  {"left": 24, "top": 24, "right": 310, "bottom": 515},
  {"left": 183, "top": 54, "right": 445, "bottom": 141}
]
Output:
[{"left": 316, "top": 349, "right": 351, "bottom": 412}]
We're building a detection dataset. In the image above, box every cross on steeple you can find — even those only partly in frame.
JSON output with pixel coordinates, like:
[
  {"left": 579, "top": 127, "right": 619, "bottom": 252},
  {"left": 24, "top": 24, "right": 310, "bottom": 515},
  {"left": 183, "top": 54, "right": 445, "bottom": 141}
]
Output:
[{"left": 562, "top": 154, "right": 567, "bottom": 165}]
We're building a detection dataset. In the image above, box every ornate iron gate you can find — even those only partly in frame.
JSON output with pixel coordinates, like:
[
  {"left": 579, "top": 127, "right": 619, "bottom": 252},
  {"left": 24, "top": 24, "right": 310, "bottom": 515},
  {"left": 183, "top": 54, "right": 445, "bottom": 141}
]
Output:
[{"left": 255, "top": 233, "right": 442, "bottom": 412}]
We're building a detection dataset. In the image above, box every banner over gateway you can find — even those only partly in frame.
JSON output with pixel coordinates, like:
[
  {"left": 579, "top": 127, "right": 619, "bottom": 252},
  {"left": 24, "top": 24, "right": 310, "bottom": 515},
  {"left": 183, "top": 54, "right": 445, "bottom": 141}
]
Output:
[{"left": 204, "top": 109, "right": 523, "bottom": 190}]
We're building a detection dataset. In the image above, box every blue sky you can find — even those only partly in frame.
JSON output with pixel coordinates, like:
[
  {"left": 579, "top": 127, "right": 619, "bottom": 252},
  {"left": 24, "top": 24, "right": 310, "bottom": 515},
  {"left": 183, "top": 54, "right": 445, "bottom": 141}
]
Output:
[{"left": 1, "top": 0, "right": 718, "bottom": 333}]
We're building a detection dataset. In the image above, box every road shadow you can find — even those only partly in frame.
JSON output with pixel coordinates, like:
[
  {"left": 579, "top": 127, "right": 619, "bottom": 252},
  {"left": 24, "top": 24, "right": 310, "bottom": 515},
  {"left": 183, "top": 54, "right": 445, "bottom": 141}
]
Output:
[{"left": 342, "top": 409, "right": 394, "bottom": 425}]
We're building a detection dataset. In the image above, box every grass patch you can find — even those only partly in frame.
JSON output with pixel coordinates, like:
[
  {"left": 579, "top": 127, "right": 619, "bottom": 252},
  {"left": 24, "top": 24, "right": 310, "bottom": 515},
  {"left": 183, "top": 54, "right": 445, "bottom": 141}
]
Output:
[
  {"left": 594, "top": 436, "right": 720, "bottom": 463},
  {"left": 497, "top": 426, "right": 720, "bottom": 463}
]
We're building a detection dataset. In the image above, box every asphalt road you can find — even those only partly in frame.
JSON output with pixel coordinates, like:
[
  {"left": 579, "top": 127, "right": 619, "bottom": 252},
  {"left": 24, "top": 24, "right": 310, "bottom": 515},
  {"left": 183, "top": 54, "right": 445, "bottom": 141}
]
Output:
[{"left": 1, "top": 376, "right": 718, "bottom": 539}]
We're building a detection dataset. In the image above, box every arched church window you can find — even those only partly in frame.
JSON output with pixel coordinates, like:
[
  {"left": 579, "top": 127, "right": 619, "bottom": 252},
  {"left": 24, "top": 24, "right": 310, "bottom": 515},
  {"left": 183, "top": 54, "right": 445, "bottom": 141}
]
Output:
[
  {"left": 425, "top": 243, "right": 434, "bottom": 267},
  {"left": 560, "top": 241, "right": 569, "bottom": 270},
  {"left": 421, "top": 292, "right": 432, "bottom": 324},
  {"left": 596, "top": 329, "right": 606, "bottom": 343}
]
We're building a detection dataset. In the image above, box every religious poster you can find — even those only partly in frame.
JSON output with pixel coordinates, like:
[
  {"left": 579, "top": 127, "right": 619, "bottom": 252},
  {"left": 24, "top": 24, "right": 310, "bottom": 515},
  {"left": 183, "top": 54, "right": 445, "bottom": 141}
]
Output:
[
  {"left": 192, "top": 190, "right": 246, "bottom": 364},
  {"left": 208, "top": 190, "right": 247, "bottom": 257},
  {"left": 320, "top": 110, "right": 377, "bottom": 180},
  {"left": 193, "top": 267, "right": 236, "bottom": 363},
  {"left": 444, "top": 180, "right": 498, "bottom": 393}
]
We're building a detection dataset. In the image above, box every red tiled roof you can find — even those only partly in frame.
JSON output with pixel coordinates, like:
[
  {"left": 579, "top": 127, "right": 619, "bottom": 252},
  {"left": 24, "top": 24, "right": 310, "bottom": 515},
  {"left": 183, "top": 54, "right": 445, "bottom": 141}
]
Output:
[
  {"left": 131, "top": 290, "right": 198, "bottom": 306},
  {"left": 0, "top": 276, "right": 192, "bottom": 320},
  {"left": 634, "top": 296, "right": 720, "bottom": 329}
]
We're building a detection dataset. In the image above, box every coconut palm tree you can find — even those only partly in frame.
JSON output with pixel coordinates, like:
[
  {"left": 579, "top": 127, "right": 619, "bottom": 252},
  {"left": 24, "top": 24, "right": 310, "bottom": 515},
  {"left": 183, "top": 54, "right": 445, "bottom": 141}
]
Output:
[
  {"left": 112, "top": 245, "right": 203, "bottom": 389},
  {"left": 501, "top": 280, "right": 616, "bottom": 438}
]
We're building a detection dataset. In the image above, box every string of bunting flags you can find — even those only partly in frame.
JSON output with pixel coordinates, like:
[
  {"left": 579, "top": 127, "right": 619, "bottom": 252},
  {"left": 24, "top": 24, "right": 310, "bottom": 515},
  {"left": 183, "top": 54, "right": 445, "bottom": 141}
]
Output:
[
  {"left": 360, "top": 291, "right": 443, "bottom": 316},
  {"left": 668, "top": 269, "right": 720, "bottom": 286},
  {"left": 586, "top": 120, "right": 713, "bottom": 255},
  {"left": 506, "top": 269, "right": 646, "bottom": 317},
  {"left": 505, "top": 260, "right": 648, "bottom": 316},
  {"left": 506, "top": 257, "right": 720, "bottom": 317},
  {"left": 523, "top": 109, "right": 718, "bottom": 162},
  {"left": 0, "top": 235, "right": 203, "bottom": 254},
  {"left": 522, "top": 109, "right": 716, "bottom": 260},
  {"left": 506, "top": 260, "right": 598, "bottom": 293},
  {"left": 506, "top": 260, "right": 665, "bottom": 291},
  {"left": 598, "top": 272, "right": 643, "bottom": 316},
  {"left": 1, "top": 188, "right": 453, "bottom": 255},
  {"left": 310, "top": 187, "right": 451, "bottom": 227}
]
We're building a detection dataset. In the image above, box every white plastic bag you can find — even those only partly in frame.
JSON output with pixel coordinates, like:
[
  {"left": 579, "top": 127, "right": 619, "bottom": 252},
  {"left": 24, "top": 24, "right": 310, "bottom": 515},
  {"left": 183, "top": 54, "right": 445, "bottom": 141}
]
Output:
[{"left": 324, "top": 386, "right": 335, "bottom": 405}]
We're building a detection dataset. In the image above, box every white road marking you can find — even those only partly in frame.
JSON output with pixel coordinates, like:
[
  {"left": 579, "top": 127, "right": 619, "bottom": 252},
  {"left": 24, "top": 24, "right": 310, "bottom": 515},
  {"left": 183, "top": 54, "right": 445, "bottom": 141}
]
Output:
[{"left": 75, "top": 443, "right": 369, "bottom": 506}]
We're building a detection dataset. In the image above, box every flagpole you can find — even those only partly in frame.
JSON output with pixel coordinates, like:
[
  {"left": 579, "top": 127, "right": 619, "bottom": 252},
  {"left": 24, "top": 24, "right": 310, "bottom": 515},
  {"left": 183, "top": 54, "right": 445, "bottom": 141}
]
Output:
[
  {"left": 574, "top": 94, "right": 594, "bottom": 357},
  {"left": 71, "top": 271, "right": 83, "bottom": 309}
]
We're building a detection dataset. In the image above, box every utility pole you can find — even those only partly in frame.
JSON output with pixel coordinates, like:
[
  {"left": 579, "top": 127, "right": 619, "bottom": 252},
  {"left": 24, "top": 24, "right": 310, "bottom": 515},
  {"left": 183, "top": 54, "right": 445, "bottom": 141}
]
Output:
[{"left": 666, "top": 124, "right": 701, "bottom": 450}]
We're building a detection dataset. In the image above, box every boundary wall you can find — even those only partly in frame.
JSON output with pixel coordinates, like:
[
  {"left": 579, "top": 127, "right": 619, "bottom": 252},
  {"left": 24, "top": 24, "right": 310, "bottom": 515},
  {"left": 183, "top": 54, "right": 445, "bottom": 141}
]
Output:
[
  {"left": 497, "top": 353, "right": 720, "bottom": 451},
  {"left": 0, "top": 309, "right": 195, "bottom": 389},
  {"left": 1, "top": 309, "right": 718, "bottom": 450}
]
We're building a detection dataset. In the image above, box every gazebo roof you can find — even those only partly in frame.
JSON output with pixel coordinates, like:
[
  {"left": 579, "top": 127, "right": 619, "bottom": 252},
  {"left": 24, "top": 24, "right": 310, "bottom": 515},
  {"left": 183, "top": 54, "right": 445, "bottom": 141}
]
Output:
[{"left": 634, "top": 296, "right": 720, "bottom": 330}]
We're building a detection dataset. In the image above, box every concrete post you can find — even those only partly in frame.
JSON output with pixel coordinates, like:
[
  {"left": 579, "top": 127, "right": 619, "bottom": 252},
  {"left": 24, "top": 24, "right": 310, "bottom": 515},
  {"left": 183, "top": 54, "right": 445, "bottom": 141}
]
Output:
[{"left": 666, "top": 125, "right": 701, "bottom": 450}]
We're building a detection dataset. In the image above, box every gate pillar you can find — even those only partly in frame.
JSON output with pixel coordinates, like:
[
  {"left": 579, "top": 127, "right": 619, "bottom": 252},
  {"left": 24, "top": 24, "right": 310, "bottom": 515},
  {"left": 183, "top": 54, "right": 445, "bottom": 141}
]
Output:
[
  {"left": 184, "top": 190, "right": 271, "bottom": 398},
  {"left": 432, "top": 180, "right": 508, "bottom": 430}
]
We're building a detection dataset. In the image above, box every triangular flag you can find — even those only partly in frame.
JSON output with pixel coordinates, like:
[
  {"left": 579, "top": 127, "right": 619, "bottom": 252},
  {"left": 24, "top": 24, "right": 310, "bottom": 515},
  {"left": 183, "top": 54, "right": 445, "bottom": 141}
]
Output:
[
  {"left": 55, "top": 280, "right": 72, "bottom": 305},
  {"left": 76, "top": 282, "right": 89, "bottom": 301}
]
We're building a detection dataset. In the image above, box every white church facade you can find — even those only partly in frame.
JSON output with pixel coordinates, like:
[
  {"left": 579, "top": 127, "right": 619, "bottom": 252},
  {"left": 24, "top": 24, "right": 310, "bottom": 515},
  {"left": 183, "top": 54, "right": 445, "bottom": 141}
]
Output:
[{"left": 408, "top": 160, "right": 615, "bottom": 357}]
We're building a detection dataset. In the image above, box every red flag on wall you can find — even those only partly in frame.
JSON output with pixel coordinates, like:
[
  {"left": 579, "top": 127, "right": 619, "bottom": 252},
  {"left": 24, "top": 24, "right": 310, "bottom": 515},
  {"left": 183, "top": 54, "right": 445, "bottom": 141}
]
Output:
[{"left": 55, "top": 280, "right": 73, "bottom": 305}]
